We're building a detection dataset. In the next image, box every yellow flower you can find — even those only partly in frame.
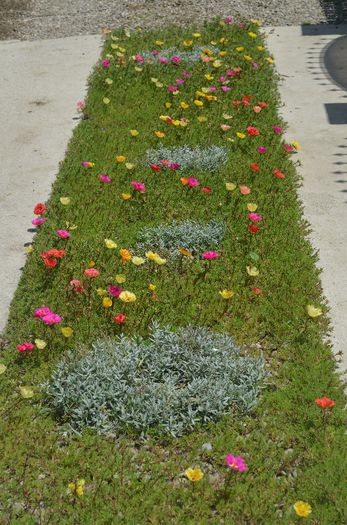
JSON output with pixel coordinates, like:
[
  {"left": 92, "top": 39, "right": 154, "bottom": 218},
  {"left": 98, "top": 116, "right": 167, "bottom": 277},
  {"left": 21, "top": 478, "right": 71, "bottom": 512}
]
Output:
[
  {"left": 236, "top": 46, "right": 244, "bottom": 52},
  {"left": 102, "top": 297, "right": 113, "bottom": 309},
  {"left": 121, "top": 193, "right": 132, "bottom": 200},
  {"left": 306, "top": 305, "right": 322, "bottom": 318},
  {"left": 219, "top": 51, "right": 227, "bottom": 57},
  {"left": 294, "top": 501, "right": 312, "bottom": 518},
  {"left": 104, "top": 238, "right": 117, "bottom": 249},
  {"left": 292, "top": 140, "right": 300, "bottom": 150},
  {"left": 219, "top": 290, "right": 234, "bottom": 299},
  {"left": 105, "top": 78, "right": 113, "bottom": 85},
  {"left": 183, "top": 39, "right": 193, "bottom": 46},
  {"left": 60, "top": 197, "right": 71, "bottom": 205},
  {"left": 149, "top": 284, "right": 156, "bottom": 292},
  {"left": 225, "top": 182, "right": 236, "bottom": 191},
  {"left": 248, "top": 32, "right": 257, "bottom": 38},
  {"left": 197, "top": 116, "right": 207, "bottom": 123},
  {"left": 115, "top": 274, "right": 126, "bottom": 284},
  {"left": 172, "top": 119, "right": 181, "bottom": 126},
  {"left": 119, "top": 291, "right": 136, "bottom": 303},
  {"left": 132, "top": 256, "right": 145, "bottom": 266},
  {"left": 212, "top": 59, "right": 222, "bottom": 68},
  {"left": 153, "top": 255, "right": 167, "bottom": 266},
  {"left": 155, "top": 131, "right": 165, "bottom": 138},
  {"left": 146, "top": 251, "right": 157, "bottom": 261},
  {"left": 97, "top": 288, "right": 107, "bottom": 296},
  {"left": 236, "top": 132, "right": 246, "bottom": 139},
  {"left": 247, "top": 203, "right": 258, "bottom": 212},
  {"left": 194, "top": 100, "right": 203, "bottom": 107},
  {"left": 0, "top": 364, "right": 7, "bottom": 374},
  {"left": 155, "top": 40, "right": 164, "bottom": 46},
  {"left": 25, "top": 244, "right": 33, "bottom": 254},
  {"left": 116, "top": 155, "right": 126, "bottom": 162},
  {"left": 185, "top": 468, "right": 203, "bottom": 481},
  {"left": 134, "top": 66, "right": 143, "bottom": 72},
  {"left": 266, "top": 57, "right": 274, "bottom": 64},
  {"left": 165, "top": 102, "right": 172, "bottom": 109},
  {"left": 251, "top": 19, "right": 262, "bottom": 26},
  {"left": 103, "top": 97, "right": 110, "bottom": 104},
  {"left": 243, "top": 55, "right": 252, "bottom": 61},
  {"left": 247, "top": 266, "right": 259, "bottom": 277},
  {"left": 61, "top": 327, "right": 73, "bottom": 337},
  {"left": 89, "top": 260, "right": 95, "bottom": 267},
  {"left": 192, "top": 32, "right": 201, "bottom": 38},
  {"left": 19, "top": 386, "right": 34, "bottom": 399},
  {"left": 180, "top": 102, "right": 189, "bottom": 109},
  {"left": 130, "top": 129, "right": 139, "bottom": 137},
  {"left": 120, "top": 248, "right": 132, "bottom": 263},
  {"left": 68, "top": 479, "right": 85, "bottom": 497},
  {"left": 125, "top": 162, "right": 135, "bottom": 170},
  {"left": 257, "top": 45, "right": 265, "bottom": 51}
]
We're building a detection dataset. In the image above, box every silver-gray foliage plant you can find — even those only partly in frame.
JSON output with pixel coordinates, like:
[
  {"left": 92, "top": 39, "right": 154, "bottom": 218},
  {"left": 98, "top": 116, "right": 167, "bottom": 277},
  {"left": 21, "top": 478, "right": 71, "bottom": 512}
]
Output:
[
  {"left": 137, "top": 219, "right": 225, "bottom": 258},
  {"left": 45, "top": 324, "right": 265, "bottom": 437},
  {"left": 146, "top": 145, "right": 227, "bottom": 172},
  {"left": 138, "top": 46, "right": 220, "bottom": 63}
]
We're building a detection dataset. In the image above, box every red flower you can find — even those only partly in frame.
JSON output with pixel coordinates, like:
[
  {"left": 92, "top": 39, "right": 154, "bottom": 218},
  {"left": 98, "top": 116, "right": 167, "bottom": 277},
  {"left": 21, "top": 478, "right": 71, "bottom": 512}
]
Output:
[
  {"left": 232, "top": 100, "right": 241, "bottom": 105},
  {"left": 273, "top": 169, "right": 285, "bottom": 179},
  {"left": 150, "top": 163, "right": 162, "bottom": 172},
  {"left": 250, "top": 163, "right": 260, "bottom": 172},
  {"left": 258, "top": 101, "right": 268, "bottom": 108},
  {"left": 43, "top": 258, "right": 58, "bottom": 268},
  {"left": 242, "top": 95, "right": 252, "bottom": 102},
  {"left": 315, "top": 397, "right": 335, "bottom": 409},
  {"left": 247, "top": 126, "right": 260, "bottom": 136},
  {"left": 249, "top": 224, "right": 260, "bottom": 234},
  {"left": 202, "top": 187, "right": 212, "bottom": 193},
  {"left": 252, "top": 287, "right": 263, "bottom": 295},
  {"left": 114, "top": 314, "right": 126, "bottom": 324},
  {"left": 17, "top": 342, "right": 35, "bottom": 352},
  {"left": 33, "top": 203, "right": 46, "bottom": 215}
]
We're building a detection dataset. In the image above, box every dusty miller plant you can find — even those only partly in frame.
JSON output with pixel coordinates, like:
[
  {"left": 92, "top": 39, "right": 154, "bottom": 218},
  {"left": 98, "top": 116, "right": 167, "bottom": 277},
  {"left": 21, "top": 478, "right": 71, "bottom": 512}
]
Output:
[
  {"left": 146, "top": 145, "right": 227, "bottom": 171},
  {"left": 45, "top": 323, "right": 265, "bottom": 437}
]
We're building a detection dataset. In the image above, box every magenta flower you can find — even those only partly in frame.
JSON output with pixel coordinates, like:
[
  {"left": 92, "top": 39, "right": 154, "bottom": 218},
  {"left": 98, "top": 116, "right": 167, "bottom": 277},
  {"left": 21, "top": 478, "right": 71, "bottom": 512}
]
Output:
[
  {"left": 131, "top": 181, "right": 146, "bottom": 192},
  {"left": 108, "top": 285, "right": 124, "bottom": 297},
  {"left": 152, "top": 51, "right": 160, "bottom": 57},
  {"left": 171, "top": 56, "right": 181, "bottom": 64},
  {"left": 34, "top": 307, "right": 52, "bottom": 318},
  {"left": 32, "top": 218, "right": 47, "bottom": 226},
  {"left": 257, "top": 146, "right": 267, "bottom": 153},
  {"left": 16, "top": 342, "right": 35, "bottom": 353},
  {"left": 99, "top": 174, "right": 112, "bottom": 183},
  {"left": 272, "top": 125, "right": 283, "bottom": 134},
  {"left": 167, "top": 85, "right": 178, "bottom": 92},
  {"left": 176, "top": 79, "right": 185, "bottom": 85},
  {"left": 221, "top": 86, "right": 231, "bottom": 92},
  {"left": 209, "top": 86, "right": 217, "bottom": 92},
  {"left": 225, "top": 454, "right": 248, "bottom": 472},
  {"left": 101, "top": 59, "right": 110, "bottom": 67},
  {"left": 135, "top": 54, "right": 144, "bottom": 62},
  {"left": 224, "top": 16, "right": 233, "bottom": 23},
  {"left": 170, "top": 163, "right": 180, "bottom": 171},
  {"left": 42, "top": 313, "right": 62, "bottom": 325},
  {"left": 159, "top": 58, "right": 168, "bottom": 64},
  {"left": 226, "top": 69, "right": 234, "bottom": 76},
  {"left": 248, "top": 213, "right": 263, "bottom": 222},
  {"left": 56, "top": 229, "right": 71, "bottom": 239},
  {"left": 187, "top": 177, "right": 199, "bottom": 187},
  {"left": 202, "top": 251, "right": 219, "bottom": 260},
  {"left": 182, "top": 71, "right": 190, "bottom": 78}
]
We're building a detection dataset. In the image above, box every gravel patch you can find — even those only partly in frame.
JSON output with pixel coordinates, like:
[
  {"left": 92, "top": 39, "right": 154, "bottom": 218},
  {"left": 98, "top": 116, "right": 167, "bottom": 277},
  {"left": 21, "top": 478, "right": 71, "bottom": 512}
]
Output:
[{"left": 0, "top": 0, "right": 330, "bottom": 41}]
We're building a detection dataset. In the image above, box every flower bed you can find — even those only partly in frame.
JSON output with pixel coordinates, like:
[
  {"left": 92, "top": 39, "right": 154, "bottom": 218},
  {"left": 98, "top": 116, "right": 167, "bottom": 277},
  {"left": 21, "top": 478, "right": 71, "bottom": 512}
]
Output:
[{"left": 0, "top": 18, "right": 345, "bottom": 524}]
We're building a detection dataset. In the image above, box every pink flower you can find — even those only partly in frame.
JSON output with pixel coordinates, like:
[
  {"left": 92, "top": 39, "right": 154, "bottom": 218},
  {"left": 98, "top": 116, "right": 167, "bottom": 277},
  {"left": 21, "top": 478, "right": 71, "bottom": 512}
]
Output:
[
  {"left": 219, "top": 76, "right": 227, "bottom": 82},
  {"left": 101, "top": 59, "right": 110, "bottom": 67},
  {"left": 221, "top": 86, "right": 231, "bottom": 92},
  {"left": 69, "top": 279, "right": 84, "bottom": 293},
  {"left": 176, "top": 79, "right": 185, "bottom": 85},
  {"left": 99, "top": 174, "right": 112, "bottom": 183},
  {"left": 272, "top": 125, "right": 283, "bottom": 134},
  {"left": 32, "top": 218, "right": 47, "bottom": 226},
  {"left": 159, "top": 58, "right": 168, "bottom": 64},
  {"left": 224, "top": 17, "right": 233, "bottom": 23},
  {"left": 209, "top": 86, "right": 217, "bottom": 92},
  {"left": 283, "top": 144, "right": 294, "bottom": 152},
  {"left": 225, "top": 454, "right": 248, "bottom": 472},
  {"left": 160, "top": 159, "right": 170, "bottom": 166},
  {"left": 252, "top": 62, "right": 259, "bottom": 69},
  {"left": 42, "top": 313, "right": 62, "bottom": 325},
  {"left": 226, "top": 69, "right": 234, "bottom": 76},
  {"left": 76, "top": 100, "right": 85, "bottom": 110},
  {"left": 168, "top": 85, "right": 178, "bottom": 92},
  {"left": 34, "top": 307, "right": 52, "bottom": 318},
  {"left": 151, "top": 51, "right": 160, "bottom": 57},
  {"left": 56, "top": 229, "right": 71, "bottom": 239},
  {"left": 248, "top": 213, "right": 263, "bottom": 222},
  {"left": 202, "top": 251, "right": 219, "bottom": 260},
  {"left": 187, "top": 177, "right": 199, "bottom": 187},
  {"left": 131, "top": 181, "right": 146, "bottom": 192},
  {"left": 170, "top": 163, "right": 180, "bottom": 171},
  {"left": 257, "top": 146, "right": 267, "bottom": 153},
  {"left": 84, "top": 268, "right": 100, "bottom": 278},
  {"left": 108, "top": 285, "right": 124, "bottom": 297},
  {"left": 16, "top": 342, "right": 35, "bottom": 353},
  {"left": 171, "top": 56, "right": 181, "bottom": 64},
  {"left": 182, "top": 71, "right": 190, "bottom": 78},
  {"left": 135, "top": 54, "right": 144, "bottom": 62}
]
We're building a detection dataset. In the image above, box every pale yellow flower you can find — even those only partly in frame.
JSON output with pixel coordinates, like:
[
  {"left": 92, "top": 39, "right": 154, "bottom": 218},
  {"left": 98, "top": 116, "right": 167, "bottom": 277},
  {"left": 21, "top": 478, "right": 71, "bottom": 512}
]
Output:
[
  {"left": 20, "top": 386, "right": 34, "bottom": 399},
  {"left": 60, "top": 197, "right": 71, "bottom": 205},
  {"left": 185, "top": 468, "right": 203, "bottom": 481},
  {"left": 0, "top": 364, "right": 7, "bottom": 374},
  {"left": 225, "top": 182, "right": 236, "bottom": 191},
  {"left": 119, "top": 291, "right": 136, "bottom": 303},
  {"left": 104, "top": 239, "right": 117, "bottom": 249},
  {"left": 132, "top": 256, "right": 145, "bottom": 266},
  {"left": 247, "top": 203, "right": 258, "bottom": 212},
  {"left": 115, "top": 274, "right": 126, "bottom": 284},
  {"left": 247, "top": 266, "right": 259, "bottom": 277},
  {"left": 306, "top": 305, "right": 322, "bottom": 318}
]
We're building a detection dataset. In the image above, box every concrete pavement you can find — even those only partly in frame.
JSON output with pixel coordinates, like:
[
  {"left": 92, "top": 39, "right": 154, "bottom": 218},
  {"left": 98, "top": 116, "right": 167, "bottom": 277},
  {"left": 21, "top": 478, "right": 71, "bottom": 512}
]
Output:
[
  {"left": 0, "top": 35, "right": 102, "bottom": 333},
  {"left": 266, "top": 25, "right": 347, "bottom": 372}
]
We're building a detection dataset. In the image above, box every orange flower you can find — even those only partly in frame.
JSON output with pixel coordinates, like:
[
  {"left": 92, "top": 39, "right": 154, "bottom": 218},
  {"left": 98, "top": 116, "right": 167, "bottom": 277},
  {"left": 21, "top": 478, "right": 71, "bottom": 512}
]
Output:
[
  {"left": 240, "top": 185, "right": 251, "bottom": 195},
  {"left": 315, "top": 397, "right": 335, "bottom": 409},
  {"left": 178, "top": 247, "right": 193, "bottom": 257},
  {"left": 119, "top": 248, "right": 132, "bottom": 263},
  {"left": 180, "top": 177, "right": 189, "bottom": 186}
]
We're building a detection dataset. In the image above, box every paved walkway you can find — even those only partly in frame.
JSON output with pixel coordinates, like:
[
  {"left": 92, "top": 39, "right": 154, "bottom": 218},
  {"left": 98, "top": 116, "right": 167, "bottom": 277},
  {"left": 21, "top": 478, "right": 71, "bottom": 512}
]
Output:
[
  {"left": 0, "top": 35, "right": 101, "bottom": 333},
  {"left": 266, "top": 25, "right": 347, "bottom": 371}
]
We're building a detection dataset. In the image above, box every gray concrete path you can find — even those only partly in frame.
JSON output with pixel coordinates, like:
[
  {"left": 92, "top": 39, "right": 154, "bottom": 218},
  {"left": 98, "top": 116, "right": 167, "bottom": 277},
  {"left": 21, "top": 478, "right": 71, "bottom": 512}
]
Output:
[
  {"left": 0, "top": 35, "right": 102, "bottom": 333},
  {"left": 266, "top": 25, "right": 347, "bottom": 372}
]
